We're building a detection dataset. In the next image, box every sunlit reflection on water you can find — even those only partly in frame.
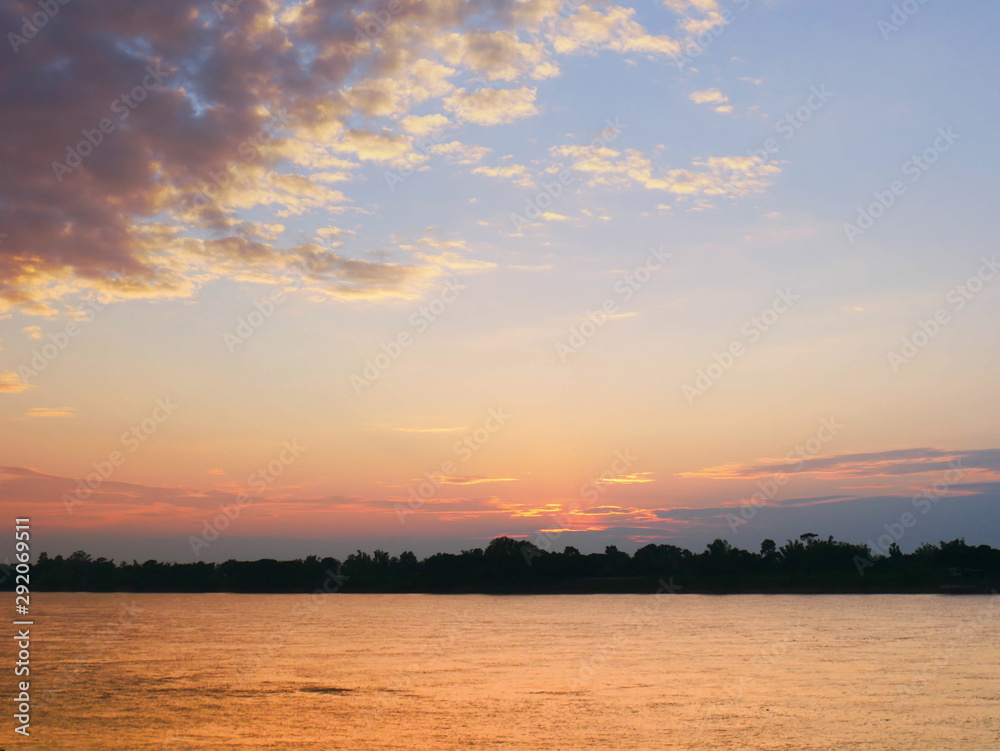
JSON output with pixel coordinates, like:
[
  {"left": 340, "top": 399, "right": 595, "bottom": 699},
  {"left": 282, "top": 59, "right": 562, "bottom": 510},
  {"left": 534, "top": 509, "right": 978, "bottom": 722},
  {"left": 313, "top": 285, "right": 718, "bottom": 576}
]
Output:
[{"left": 5, "top": 593, "right": 998, "bottom": 750}]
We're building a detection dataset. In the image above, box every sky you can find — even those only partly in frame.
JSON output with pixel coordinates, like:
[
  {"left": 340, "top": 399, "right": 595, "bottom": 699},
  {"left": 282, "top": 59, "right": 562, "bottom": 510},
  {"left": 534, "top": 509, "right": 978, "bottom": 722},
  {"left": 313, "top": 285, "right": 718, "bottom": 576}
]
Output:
[{"left": 1, "top": 0, "right": 999, "bottom": 563}]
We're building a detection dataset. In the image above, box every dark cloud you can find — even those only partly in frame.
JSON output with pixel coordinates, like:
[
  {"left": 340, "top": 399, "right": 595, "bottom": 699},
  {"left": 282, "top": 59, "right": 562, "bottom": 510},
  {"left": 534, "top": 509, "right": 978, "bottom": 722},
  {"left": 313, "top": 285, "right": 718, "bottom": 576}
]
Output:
[
  {"left": 1, "top": 0, "right": 718, "bottom": 311},
  {"left": 0, "top": 0, "right": 538, "bottom": 312},
  {"left": 693, "top": 448, "right": 1000, "bottom": 479}
]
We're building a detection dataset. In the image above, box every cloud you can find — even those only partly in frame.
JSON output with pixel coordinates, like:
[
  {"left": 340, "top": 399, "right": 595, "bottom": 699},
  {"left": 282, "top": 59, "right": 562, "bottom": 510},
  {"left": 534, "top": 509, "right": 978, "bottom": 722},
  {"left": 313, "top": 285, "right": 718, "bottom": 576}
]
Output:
[
  {"left": 399, "top": 114, "right": 454, "bottom": 138},
  {"left": 0, "top": 372, "right": 33, "bottom": 394},
  {"left": 539, "top": 211, "right": 570, "bottom": 221},
  {"left": 412, "top": 252, "right": 498, "bottom": 273},
  {"left": 437, "top": 30, "right": 558, "bottom": 82},
  {"left": 0, "top": 465, "right": 500, "bottom": 537},
  {"left": 650, "top": 485, "right": 1000, "bottom": 550},
  {"left": 428, "top": 141, "right": 493, "bottom": 165},
  {"left": 288, "top": 244, "right": 441, "bottom": 301},
  {"left": 549, "top": 4, "right": 680, "bottom": 58},
  {"left": 472, "top": 163, "right": 535, "bottom": 187},
  {"left": 688, "top": 89, "right": 732, "bottom": 113},
  {"left": 342, "top": 60, "right": 456, "bottom": 118},
  {"left": 689, "top": 88, "right": 728, "bottom": 105},
  {"left": 549, "top": 145, "right": 781, "bottom": 198},
  {"left": 0, "top": 0, "right": 577, "bottom": 315},
  {"left": 596, "top": 472, "right": 656, "bottom": 486},
  {"left": 315, "top": 226, "right": 351, "bottom": 241},
  {"left": 432, "top": 476, "right": 519, "bottom": 485},
  {"left": 24, "top": 407, "right": 75, "bottom": 418},
  {"left": 445, "top": 86, "right": 540, "bottom": 126},
  {"left": 334, "top": 130, "right": 416, "bottom": 164},
  {"left": 5, "top": 458, "right": 1000, "bottom": 554},
  {"left": 678, "top": 10, "right": 728, "bottom": 36},
  {"left": 0, "top": 0, "right": 438, "bottom": 312},
  {"left": 663, "top": 0, "right": 720, "bottom": 11},
  {"left": 681, "top": 448, "right": 1000, "bottom": 480},
  {"left": 0, "top": 0, "right": 763, "bottom": 315},
  {"left": 417, "top": 236, "right": 466, "bottom": 250}
]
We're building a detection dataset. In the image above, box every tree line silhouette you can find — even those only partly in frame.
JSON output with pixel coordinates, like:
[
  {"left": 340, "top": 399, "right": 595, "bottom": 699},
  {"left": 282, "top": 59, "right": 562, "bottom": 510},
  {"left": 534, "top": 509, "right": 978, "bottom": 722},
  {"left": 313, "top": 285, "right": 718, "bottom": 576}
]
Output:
[{"left": 11, "top": 534, "right": 1000, "bottom": 594}]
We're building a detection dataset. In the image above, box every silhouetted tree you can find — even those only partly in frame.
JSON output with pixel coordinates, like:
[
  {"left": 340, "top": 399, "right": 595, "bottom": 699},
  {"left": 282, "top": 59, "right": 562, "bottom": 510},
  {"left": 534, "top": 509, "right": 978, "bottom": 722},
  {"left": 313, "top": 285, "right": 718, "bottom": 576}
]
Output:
[{"left": 16, "top": 536, "right": 1000, "bottom": 594}]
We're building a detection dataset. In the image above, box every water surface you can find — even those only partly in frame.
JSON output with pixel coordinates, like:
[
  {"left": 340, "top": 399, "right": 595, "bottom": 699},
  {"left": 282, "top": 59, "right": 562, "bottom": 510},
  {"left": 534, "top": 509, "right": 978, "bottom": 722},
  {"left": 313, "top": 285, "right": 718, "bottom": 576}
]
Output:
[{"left": 5, "top": 593, "right": 999, "bottom": 749}]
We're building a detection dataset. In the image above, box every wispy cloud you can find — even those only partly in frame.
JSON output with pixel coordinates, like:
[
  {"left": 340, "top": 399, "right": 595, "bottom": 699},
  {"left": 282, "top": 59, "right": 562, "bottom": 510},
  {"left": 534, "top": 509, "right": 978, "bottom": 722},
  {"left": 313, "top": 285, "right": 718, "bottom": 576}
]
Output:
[
  {"left": 597, "top": 472, "right": 656, "bottom": 486},
  {"left": 24, "top": 407, "right": 76, "bottom": 418},
  {"left": 681, "top": 448, "right": 1000, "bottom": 480},
  {"left": 434, "top": 476, "right": 519, "bottom": 485},
  {"left": 0, "top": 373, "right": 33, "bottom": 394},
  {"left": 689, "top": 88, "right": 728, "bottom": 105}
]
